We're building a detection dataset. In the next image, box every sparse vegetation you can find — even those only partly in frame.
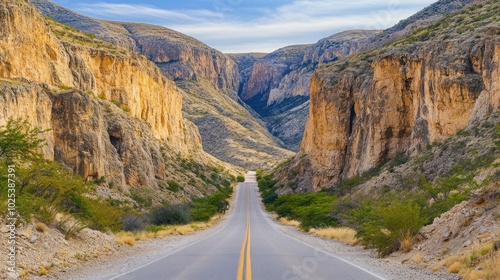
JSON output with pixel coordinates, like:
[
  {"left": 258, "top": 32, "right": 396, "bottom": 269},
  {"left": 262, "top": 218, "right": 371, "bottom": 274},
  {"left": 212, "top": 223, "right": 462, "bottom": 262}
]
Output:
[
  {"left": 309, "top": 227, "right": 358, "bottom": 245},
  {"left": 259, "top": 114, "right": 500, "bottom": 257},
  {"left": 236, "top": 175, "right": 245, "bottom": 182},
  {"left": 0, "top": 119, "right": 235, "bottom": 242}
]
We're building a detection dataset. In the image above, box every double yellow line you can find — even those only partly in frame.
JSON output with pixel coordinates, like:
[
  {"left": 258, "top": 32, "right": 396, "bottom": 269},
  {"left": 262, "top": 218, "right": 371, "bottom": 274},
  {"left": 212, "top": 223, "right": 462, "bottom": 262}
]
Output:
[{"left": 237, "top": 186, "right": 252, "bottom": 280}]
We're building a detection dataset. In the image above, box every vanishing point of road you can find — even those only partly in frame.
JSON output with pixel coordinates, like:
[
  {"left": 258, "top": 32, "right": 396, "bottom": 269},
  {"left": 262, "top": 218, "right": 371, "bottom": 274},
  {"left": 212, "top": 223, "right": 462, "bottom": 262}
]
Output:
[{"left": 111, "top": 172, "right": 385, "bottom": 280}]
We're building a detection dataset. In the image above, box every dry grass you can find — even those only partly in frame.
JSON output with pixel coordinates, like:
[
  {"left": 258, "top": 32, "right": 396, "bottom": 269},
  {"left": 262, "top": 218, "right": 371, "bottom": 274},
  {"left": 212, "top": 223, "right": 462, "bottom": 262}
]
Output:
[
  {"left": 174, "top": 225, "right": 195, "bottom": 235},
  {"left": 35, "top": 222, "right": 49, "bottom": 233},
  {"left": 399, "top": 230, "right": 414, "bottom": 253},
  {"left": 448, "top": 262, "right": 462, "bottom": 273},
  {"left": 309, "top": 227, "right": 358, "bottom": 245},
  {"left": 430, "top": 263, "right": 442, "bottom": 272},
  {"left": 18, "top": 269, "right": 29, "bottom": 277},
  {"left": 279, "top": 217, "right": 301, "bottom": 227},
  {"left": 39, "top": 267, "right": 49, "bottom": 276},
  {"left": 482, "top": 250, "right": 500, "bottom": 280},
  {"left": 114, "top": 217, "right": 223, "bottom": 245},
  {"left": 115, "top": 232, "right": 136, "bottom": 246},
  {"left": 411, "top": 254, "right": 424, "bottom": 264},
  {"left": 440, "top": 242, "right": 499, "bottom": 279}
]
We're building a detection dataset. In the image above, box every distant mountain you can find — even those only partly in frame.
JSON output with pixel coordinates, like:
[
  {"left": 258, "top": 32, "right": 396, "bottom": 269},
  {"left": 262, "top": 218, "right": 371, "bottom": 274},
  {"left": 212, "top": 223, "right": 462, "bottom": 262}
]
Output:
[
  {"left": 31, "top": 0, "right": 294, "bottom": 170},
  {"left": 233, "top": 30, "right": 379, "bottom": 151}
]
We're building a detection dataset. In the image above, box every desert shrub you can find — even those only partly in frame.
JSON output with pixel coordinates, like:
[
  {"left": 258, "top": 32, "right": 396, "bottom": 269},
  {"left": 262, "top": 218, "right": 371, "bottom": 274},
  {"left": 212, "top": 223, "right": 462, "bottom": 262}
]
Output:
[
  {"left": 0, "top": 119, "right": 124, "bottom": 233},
  {"left": 166, "top": 180, "right": 183, "bottom": 192},
  {"left": 270, "top": 192, "right": 337, "bottom": 231},
  {"left": 236, "top": 175, "right": 245, "bottom": 182},
  {"left": 257, "top": 172, "right": 279, "bottom": 205},
  {"left": 190, "top": 186, "right": 232, "bottom": 221},
  {"left": 334, "top": 177, "right": 362, "bottom": 195},
  {"left": 83, "top": 199, "right": 123, "bottom": 231},
  {"left": 121, "top": 213, "right": 146, "bottom": 231},
  {"left": 0, "top": 118, "right": 44, "bottom": 163},
  {"left": 149, "top": 203, "right": 192, "bottom": 225},
  {"left": 357, "top": 201, "right": 426, "bottom": 257}
]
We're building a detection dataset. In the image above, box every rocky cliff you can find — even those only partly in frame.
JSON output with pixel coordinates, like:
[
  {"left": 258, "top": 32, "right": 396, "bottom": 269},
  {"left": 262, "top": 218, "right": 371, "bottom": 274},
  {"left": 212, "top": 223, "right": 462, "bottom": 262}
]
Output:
[
  {"left": 31, "top": 0, "right": 293, "bottom": 169},
  {"left": 235, "top": 32, "right": 378, "bottom": 151},
  {"left": 281, "top": 0, "right": 500, "bottom": 192},
  {"left": 0, "top": 0, "right": 235, "bottom": 197},
  {"left": 236, "top": 0, "right": 478, "bottom": 151}
]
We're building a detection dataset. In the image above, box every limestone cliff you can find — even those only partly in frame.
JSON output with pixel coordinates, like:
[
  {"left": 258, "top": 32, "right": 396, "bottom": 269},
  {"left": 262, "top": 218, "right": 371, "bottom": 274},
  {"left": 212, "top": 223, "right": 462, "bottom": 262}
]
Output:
[
  {"left": 236, "top": 0, "right": 478, "bottom": 151},
  {"left": 236, "top": 32, "right": 378, "bottom": 151},
  {"left": 32, "top": 0, "right": 293, "bottom": 169},
  {"left": 284, "top": 0, "right": 500, "bottom": 191},
  {"left": 0, "top": 0, "right": 236, "bottom": 196}
]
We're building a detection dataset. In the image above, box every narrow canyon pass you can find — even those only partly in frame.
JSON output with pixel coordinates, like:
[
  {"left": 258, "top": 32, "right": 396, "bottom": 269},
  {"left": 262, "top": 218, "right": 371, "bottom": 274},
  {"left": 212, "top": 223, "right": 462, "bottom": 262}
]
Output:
[{"left": 0, "top": 0, "right": 499, "bottom": 279}]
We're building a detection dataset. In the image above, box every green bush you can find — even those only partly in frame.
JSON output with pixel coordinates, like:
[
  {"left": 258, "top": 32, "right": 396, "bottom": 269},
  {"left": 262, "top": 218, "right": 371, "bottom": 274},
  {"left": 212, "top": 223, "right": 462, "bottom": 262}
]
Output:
[
  {"left": 335, "top": 177, "right": 362, "bottom": 195},
  {"left": 270, "top": 192, "right": 337, "bottom": 231},
  {"left": 166, "top": 180, "right": 183, "bottom": 192},
  {"left": 357, "top": 202, "right": 426, "bottom": 257},
  {"left": 257, "top": 172, "right": 279, "bottom": 206},
  {"left": 236, "top": 175, "right": 245, "bottom": 182},
  {"left": 0, "top": 119, "right": 123, "bottom": 232},
  {"left": 149, "top": 203, "right": 192, "bottom": 225},
  {"left": 190, "top": 187, "right": 232, "bottom": 221}
]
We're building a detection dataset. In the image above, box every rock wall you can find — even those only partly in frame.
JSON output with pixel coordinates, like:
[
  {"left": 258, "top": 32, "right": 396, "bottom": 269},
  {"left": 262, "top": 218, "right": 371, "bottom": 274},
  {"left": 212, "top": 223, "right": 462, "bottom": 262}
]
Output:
[
  {"left": 0, "top": 0, "right": 73, "bottom": 86},
  {"left": 0, "top": 0, "right": 193, "bottom": 153},
  {"left": 236, "top": 32, "right": 380, "bottom": 151},
  {"left": 117, "top": 23, "right": 240, "bottom": 98},
  {"left": 0, "top": 0, "right": 213, "bottom": 191},
  {"left": 0, "top": 83, "right": 55, "bottom": 159},
  {"left": 299, "top": 34, "right": 500, "bottom": 191}
]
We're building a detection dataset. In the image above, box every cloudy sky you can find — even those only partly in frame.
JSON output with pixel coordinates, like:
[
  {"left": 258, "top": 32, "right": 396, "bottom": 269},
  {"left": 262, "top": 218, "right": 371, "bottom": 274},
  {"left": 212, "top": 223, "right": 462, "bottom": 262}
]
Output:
[{"left": 52, "top": 0, "right": 436, "bottom": 53}]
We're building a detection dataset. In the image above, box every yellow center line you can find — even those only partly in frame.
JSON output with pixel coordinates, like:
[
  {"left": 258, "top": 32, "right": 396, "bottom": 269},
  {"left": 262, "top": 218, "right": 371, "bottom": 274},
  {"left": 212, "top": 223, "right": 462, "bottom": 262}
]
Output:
[{"left": 237, "top": 185, "right": 252, "bottom": 280}]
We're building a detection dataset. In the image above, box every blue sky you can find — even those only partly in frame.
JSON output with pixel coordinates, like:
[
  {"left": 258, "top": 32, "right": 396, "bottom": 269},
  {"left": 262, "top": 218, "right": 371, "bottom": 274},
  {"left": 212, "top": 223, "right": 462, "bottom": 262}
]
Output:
[{"left": 53, "top": 0, "right": 436, "bottom": 53}]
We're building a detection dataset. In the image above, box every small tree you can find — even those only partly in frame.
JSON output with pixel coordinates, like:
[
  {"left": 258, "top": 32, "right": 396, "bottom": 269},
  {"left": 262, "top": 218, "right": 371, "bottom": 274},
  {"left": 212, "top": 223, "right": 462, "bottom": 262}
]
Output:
[{"left": 0, "top": 118, "right": 45, "bottom": 164}]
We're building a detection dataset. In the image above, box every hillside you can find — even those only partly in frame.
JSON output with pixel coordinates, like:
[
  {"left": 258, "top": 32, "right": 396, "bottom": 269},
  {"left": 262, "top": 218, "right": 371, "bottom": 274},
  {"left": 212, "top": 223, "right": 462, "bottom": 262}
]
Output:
[
  {"left": 0, "top": 0, "right": 246, "bottom": 276},
  {"left": 280, "top": 0, "right": 499, "bottom": 191},
  {"left": 261, "top": 112, "right": 499, "bottom": 279},
  {"left": 235, "top": 0, "right": 478, "bottom": 151},
  {"left": 260, "top": 1, "right": 500, "bottom": 278},
  {"left": 31, "top": 0, "right": 294, "bottom": 169}
]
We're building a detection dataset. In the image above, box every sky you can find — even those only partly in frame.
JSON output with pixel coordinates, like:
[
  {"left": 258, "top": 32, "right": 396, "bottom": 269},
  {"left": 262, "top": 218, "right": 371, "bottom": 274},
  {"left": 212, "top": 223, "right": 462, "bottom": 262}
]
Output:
[{"left": 52, "top": 0, "right": 437, "bottom": 53}]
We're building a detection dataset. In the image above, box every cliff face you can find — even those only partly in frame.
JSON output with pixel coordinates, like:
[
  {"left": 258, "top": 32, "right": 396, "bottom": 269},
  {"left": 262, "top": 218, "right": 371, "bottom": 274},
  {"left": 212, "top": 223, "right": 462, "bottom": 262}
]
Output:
[
  {"left": 236, "top": 0, "right": 478, "bottom": 151},
  {"left": 0, "top": 0, "right": 232, "bottom": 194},
  {"left": 236, "top": 32, "right": 378, "bottom": 151},
  {"left": 1, "top": 1, "right": 189, "bottom": 151},
  {"left": 290, "top": 1, "right": 500, "bottom": 191},
  {"left": 115, "top": 23, "right": 240, "bottom": 98},
  {"left": 0, "top": 0, "right": 73, "bottom": 86},
  {"left": 32, "top": 0, "right": 293, "bottom": 169}
]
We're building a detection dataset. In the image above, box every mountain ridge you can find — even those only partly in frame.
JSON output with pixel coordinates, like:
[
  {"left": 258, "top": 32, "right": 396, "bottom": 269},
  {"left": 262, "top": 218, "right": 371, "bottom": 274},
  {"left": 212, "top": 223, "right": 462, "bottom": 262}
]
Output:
[{"left": 31, "top": 0, "right": 294, "bottom": 170}]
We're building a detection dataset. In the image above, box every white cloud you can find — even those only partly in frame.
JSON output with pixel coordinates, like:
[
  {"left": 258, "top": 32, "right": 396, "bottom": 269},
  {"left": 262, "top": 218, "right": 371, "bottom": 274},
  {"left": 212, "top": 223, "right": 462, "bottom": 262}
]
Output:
[
  {"left": 74, "top": 0, "right": 436, "bottom": 53},
  {"left": 76, "top": 3, "right": 222, "bottom": 22}
]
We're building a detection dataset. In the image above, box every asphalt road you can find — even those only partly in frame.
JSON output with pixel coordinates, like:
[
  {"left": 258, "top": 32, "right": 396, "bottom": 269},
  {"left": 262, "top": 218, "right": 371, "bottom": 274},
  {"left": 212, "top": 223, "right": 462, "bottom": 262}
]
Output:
[{"left": 112, "top": 172, "right": 385, "bottom": 280}]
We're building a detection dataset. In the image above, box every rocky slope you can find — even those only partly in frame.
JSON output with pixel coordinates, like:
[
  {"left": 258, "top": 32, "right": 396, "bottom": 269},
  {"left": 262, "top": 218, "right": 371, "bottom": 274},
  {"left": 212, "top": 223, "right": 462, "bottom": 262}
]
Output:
[
  {"left": 31, "top": 0, "right": 293, "bottom": 169},
  {"left": 0, "top": 0, "right": 236, "bottom": 198},
  {"left": 235, "top": 0, "right": 478, "bottom": 151},
  {"left": 278, "top": 0, "right": 499, "bottom": 192},
  {"left": 234, "top": 31, "right": 379, "bottom": 151}
]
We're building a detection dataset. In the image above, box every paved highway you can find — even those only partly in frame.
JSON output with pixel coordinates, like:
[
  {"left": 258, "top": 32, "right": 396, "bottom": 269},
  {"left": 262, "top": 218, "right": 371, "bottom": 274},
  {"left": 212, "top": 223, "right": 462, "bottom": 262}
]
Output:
[{"left": 112, "top": 172, "right": 385, "bottom": 280}]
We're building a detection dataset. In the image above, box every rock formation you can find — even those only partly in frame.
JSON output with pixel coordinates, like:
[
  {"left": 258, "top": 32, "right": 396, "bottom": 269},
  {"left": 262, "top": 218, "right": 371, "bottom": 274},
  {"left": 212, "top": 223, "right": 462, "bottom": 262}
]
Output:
[
  {"left": 31, "top": 0, "right": 293, "bottom": 169},
  {"left": 284, "top": 0, "right": 500, "bottom": 191},
  {"left": 0, "top": 0, "right": 232, "bottom": 195},
  {"left": 235, "top": 0, "right": 478, "bottom": 151}
]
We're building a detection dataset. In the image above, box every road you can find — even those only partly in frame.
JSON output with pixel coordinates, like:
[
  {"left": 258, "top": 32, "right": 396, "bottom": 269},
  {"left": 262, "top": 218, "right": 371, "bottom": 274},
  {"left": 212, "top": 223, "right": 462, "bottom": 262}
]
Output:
[{"left": 112, "top": 172, "right": 385, "bottom": 280}]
